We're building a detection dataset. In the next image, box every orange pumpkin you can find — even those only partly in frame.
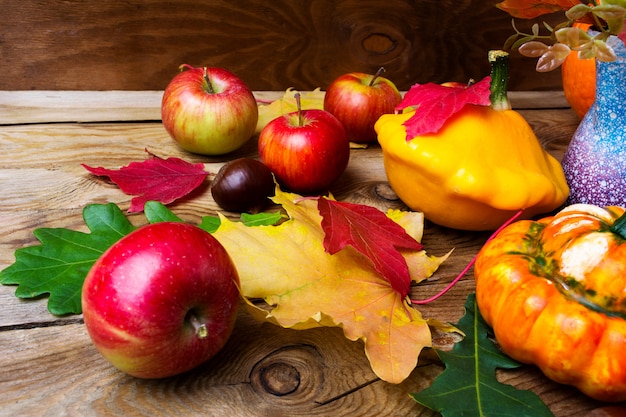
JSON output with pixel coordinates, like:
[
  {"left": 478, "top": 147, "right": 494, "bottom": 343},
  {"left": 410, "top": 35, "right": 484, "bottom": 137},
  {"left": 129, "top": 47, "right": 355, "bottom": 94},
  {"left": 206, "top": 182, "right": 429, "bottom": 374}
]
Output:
[
  {"left": 561, "top": 23, "right": 596, "bottom": 118},
  {"left": 474, "top": 204, "right": 626, "bottom": 402}
]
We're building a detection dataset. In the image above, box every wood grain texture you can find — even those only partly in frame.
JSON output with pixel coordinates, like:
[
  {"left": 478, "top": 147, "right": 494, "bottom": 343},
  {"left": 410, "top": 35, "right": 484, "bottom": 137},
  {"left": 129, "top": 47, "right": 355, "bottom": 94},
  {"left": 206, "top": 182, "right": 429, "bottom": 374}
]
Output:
[
  {"left": 1, "top": 0, "right": 563, "bottom": 92},
  {"left": 1, "top": 91, "right": 622, "bottom": 416},
  {"left": 0, "top": 313, "right": 443, "bottom": 416},
  {"left": 0, "top": 90, "right": 571, "bottom": 125},
  {"left": 0, "top": 312, "right": 608, "bottom": 417}
]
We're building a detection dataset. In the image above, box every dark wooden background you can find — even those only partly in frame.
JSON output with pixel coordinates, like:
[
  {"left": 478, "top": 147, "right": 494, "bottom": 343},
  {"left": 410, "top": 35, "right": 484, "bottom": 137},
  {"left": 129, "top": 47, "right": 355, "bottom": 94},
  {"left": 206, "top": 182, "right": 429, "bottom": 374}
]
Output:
[{"left": 2, "top": 0, "right": 564, "bottom": 92}]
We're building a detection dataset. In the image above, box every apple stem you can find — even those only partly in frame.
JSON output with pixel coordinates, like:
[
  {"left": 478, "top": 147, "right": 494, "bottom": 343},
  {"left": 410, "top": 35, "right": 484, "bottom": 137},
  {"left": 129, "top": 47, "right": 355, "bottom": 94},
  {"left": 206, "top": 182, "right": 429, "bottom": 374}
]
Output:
[
  {"left": 294, "top": 92, "right": 304, "bottom": 127},
  {"left": 203, "top": 67, "right": 215, "bottom": 95},
  {"left": 188, "top": 312, "right": 208, "bottom": 339},
  {"left": 178, "top": 63, "right": 195, "bottom": 72},
  {"left": 369, "top": 67, "right": 386, "bottom": 87}
]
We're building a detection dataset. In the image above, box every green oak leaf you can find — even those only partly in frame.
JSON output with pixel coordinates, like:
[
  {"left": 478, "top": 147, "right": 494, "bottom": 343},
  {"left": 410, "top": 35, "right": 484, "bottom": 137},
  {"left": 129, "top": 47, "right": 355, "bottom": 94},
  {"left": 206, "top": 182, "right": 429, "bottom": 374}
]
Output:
[
  {"left": 411, "top": 293, "right": 554, "bottom": 417},
  {"left": 1, "top": 201, "right": 283, "bottom": 316},
  {"left": 144, "top": 200, "right": 185, "bottom": 223},
  {"left": 0, "top": 203, "right": 136, "bottom": 316},
  {"left": 199, "top": 216, "right": 222, "bottom": 233}
]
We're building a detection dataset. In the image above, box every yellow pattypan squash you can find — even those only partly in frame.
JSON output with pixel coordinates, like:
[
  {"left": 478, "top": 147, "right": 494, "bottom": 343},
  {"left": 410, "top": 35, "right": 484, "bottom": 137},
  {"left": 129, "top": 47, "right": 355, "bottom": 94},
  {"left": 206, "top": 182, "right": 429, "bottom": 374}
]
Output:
[{"left": 375, "top": 51, "right": 569, "bottom": 231}]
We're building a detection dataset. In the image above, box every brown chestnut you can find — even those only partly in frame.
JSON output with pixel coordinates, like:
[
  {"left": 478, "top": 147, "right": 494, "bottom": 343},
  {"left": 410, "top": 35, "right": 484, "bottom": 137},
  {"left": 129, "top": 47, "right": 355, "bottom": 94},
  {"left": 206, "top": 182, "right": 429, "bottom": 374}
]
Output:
[{"left": 211, "top": 158, "right": 275, "bottom": 213}]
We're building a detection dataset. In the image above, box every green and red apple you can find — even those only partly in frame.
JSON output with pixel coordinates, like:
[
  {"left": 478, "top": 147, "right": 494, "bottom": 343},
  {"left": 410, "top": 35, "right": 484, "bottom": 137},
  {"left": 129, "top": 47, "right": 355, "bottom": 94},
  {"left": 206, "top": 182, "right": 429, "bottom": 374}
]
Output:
[
  {"left": 324, "top": 68, "right": 402, "bottom": 143},
  {"left": 161, "top": 64, "right": 258, "bottom": 155}
]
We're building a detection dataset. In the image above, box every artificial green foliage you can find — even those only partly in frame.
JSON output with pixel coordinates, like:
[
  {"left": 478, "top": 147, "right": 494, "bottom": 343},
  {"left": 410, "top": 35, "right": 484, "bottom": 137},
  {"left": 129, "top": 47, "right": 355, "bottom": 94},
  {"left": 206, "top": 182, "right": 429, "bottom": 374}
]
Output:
[
  {"left": 411, "top": 293, "right": 554, "bottom": 417},
  {"left": 0, "top": 203, "right": 136, "bottom": 315}
]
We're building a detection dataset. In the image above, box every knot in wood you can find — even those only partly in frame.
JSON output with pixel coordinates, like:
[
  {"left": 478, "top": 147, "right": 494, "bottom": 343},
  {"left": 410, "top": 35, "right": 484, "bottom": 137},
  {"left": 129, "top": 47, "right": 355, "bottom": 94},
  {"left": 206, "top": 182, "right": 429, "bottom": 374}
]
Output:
[
  {"left": 249, "top": 344, "right": 323, "bottom": 402},
  {"left": 361, "top": 33, "right": 396, "bottom": 55},
  {"left": 350, "top": 24, "right": 407, "bottom": 64},
  {"left": 259, "top": 362, "right": 301, "bottom": 396},
  {"left": 375, "top": 183, "right": 400, "bottom": 201}
]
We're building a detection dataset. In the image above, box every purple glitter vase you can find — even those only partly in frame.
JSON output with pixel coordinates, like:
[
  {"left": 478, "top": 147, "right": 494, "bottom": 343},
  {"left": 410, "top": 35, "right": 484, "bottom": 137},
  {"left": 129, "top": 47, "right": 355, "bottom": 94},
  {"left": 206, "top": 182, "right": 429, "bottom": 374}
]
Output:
[{"left": 561, "top": 36, "right": 626, "bottom": 206}]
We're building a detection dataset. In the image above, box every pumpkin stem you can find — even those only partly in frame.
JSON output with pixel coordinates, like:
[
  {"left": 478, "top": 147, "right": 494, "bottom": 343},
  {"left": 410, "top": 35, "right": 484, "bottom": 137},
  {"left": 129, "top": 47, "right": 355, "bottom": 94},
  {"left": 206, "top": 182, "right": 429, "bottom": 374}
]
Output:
[
  {"left": 488, "top": 50, "right": 512, "bottom": 112},
  {"left": 611, "top": 212, "right": 626, "bottom": 240}
]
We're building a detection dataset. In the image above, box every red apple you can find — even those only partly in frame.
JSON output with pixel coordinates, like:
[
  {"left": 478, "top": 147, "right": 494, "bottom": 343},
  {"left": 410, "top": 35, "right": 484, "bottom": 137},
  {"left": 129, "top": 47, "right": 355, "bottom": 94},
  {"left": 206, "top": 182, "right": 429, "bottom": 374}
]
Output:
[
  {"left": 82, "top": 222, "right": 240, "bottom": 379},
  {"left": 324, "top": 67, "right": 402, "bottom": 143},
  {"left": 161, "top": 64, "right": 258, "bottom": 155},
  {"left": 258, "top": 94, "right": 350, "bottom": 194}
]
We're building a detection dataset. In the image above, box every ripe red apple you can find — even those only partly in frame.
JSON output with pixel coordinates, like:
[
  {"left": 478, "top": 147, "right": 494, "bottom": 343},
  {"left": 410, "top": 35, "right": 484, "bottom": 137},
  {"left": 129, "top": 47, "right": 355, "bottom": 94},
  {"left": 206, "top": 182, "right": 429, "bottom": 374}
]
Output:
[
  {"left": 258, "top": 93, "right": 350, "bottom": 194},
  {"left": 324, "top": 67, "right": 402, "bottom": 143},
  {"left": 82, "top": 222, "right": 240, "bottom": 379},
  {"left": 161, "top": 64, "right": 258, "bottom": 155}
]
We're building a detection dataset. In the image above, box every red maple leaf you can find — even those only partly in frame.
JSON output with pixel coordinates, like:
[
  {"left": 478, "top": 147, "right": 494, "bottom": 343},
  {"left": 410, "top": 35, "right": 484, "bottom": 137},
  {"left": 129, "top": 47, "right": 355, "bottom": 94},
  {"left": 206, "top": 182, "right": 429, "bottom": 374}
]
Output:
[
  {"left": 396, "top": 76, "right": 492, "bottom": 139},
  {"left": 82, "top": 153, "right": 208, "bottom": 212},
  {"left": 317, "top": 198, "right": 423, "bottom": 298}
]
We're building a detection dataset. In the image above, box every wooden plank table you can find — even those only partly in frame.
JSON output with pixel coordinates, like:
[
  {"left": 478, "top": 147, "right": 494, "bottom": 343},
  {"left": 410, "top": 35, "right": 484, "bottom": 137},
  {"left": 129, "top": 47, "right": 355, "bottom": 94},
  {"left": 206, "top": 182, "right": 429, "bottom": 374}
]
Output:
[{"left": 0, "top": 90, "right": 623, "bottom": 416}]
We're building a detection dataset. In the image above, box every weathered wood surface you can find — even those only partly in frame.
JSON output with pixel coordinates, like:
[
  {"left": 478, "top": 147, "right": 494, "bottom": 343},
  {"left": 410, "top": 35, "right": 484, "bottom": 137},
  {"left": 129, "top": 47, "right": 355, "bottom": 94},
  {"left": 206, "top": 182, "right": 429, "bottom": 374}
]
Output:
[
  {"left": 2, "top": 0, "right": 563, "bottom": 92},
  {"left": 1, "top": 91, "right": 623, "bottom": 416},
  {"left": 0, "top": 90, "right": 572, "bottom": 125}
]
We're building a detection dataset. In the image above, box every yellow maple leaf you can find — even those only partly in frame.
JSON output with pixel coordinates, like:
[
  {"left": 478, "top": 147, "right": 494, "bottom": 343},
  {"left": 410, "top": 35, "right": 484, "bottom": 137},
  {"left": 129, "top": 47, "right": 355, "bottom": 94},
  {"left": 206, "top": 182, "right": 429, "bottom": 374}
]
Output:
[
  {"left": 212, "top": 187, "right": 451, "bottom": 383},
  {"left": 255, "top": 88, "right": 325, "bottom": 134}
]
